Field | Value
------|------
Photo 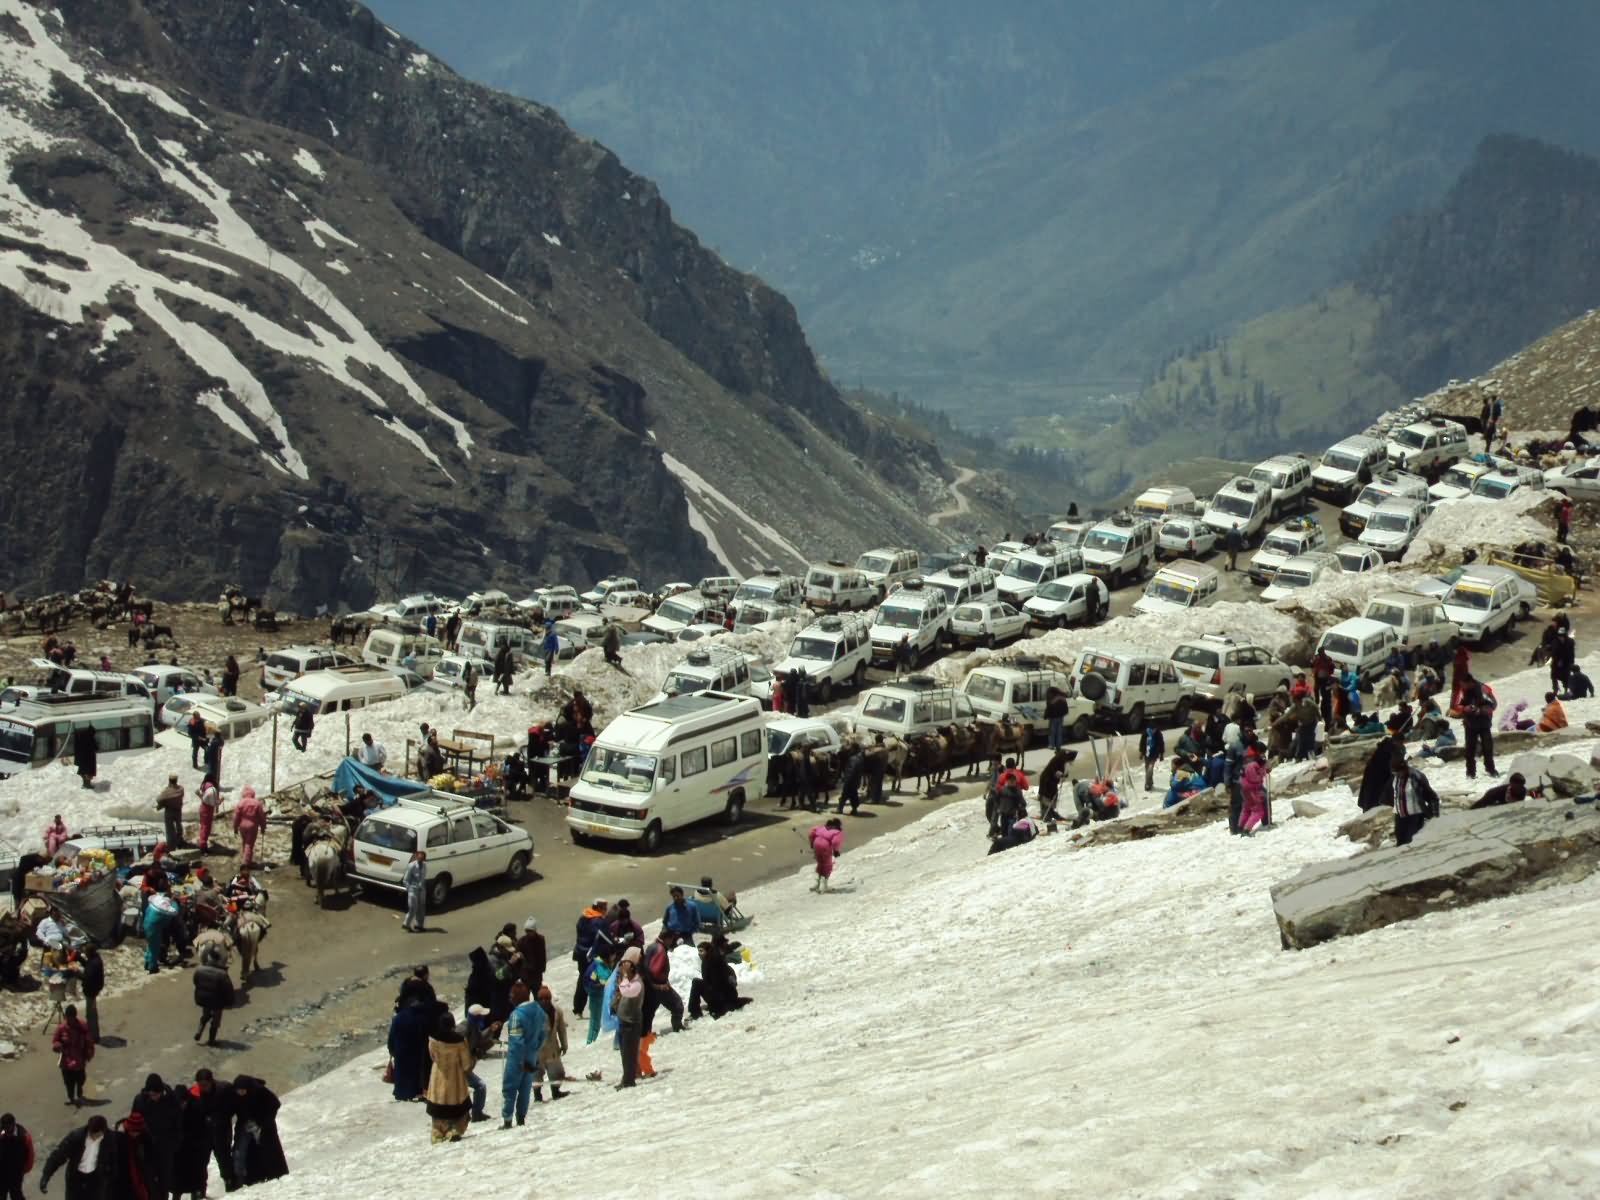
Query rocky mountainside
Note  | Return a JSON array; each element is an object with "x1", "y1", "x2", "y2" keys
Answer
[
  {"x1": 0, "y1": 0, "x2": 1001, "y2": 611},
  {"x1": 1069, "y1": 135, "x2": 1600, "y2": 498}
]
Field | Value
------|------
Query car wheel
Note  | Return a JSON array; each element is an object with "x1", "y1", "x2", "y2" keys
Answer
[
  {"x1": 1277, "y1": 678, "x2": 1291, "y2": 694},
  {"x1": 1056, "y1": 615, "x2": 1068, "y2": 630},
  {"x1": 1123, "y1": 702, "x2": 1145, "y2": 736},
  {"x1": 852, "y1": 663, "x2": 867, "y2": 689},
  {"x1": 639, "y1": 820, "x2": 664, "y2": 855},
  {"x1": 725, "y1": 793, "x2": 745, "y2": 825},
  {"x1": 1171, "y1": 699, "x2": 1189, "y2": 730},
  {"x1": 815, "y1": 678, "x2": 832, "y2": 705},
  {"x1": 1517, "y1": 601, "x2": 1533, "y2": 621},
  {"x1": 505, "y1": 851, "x2": 529, "y2": 883},
  {"x1": 981, "y1": 633, "x2": 994, "y2": 649},
  {"x1": 571, "y1": 831, "x2": 590, "y2": 848},
  {"x1": 427, "y1": 874, "x2": 452, "y2": 909},
  {"x1": 1070, "y1": 714, "x2": 1092, "y2": 742}
]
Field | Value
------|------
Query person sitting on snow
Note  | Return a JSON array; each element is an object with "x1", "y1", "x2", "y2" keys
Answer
[{"x1": 1071, "y1": 778, "x2": 1121, "y2": 827}]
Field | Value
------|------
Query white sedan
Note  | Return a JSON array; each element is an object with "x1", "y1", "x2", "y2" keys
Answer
[
  {"x1": 948, "y1": 601, "x2": 1028, "y2": 647},
  {"x1": 1545, "y1": 459, "x2": 1600, "y2": 499}
]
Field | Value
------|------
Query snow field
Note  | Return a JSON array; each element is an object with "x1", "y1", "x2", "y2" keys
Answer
[{"x1": 260, "y1": 774, "x2": 1600, "y2": 1198}]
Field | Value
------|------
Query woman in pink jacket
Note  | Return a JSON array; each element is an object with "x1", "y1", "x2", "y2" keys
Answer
[
  {"x1": 1239, "y1": 747, "x2": 1271, "y2": 835},
  {"x1": 44, "y1": 814, "x2": 70, "y2": 858},
  {"x1": 232, "y1": 786, "x2": 266, "y2": 866},
  {"x1": 808, "y1": 818, "x2": 844, "y2": 893}
]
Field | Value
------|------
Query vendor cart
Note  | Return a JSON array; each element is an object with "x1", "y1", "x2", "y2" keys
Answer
[{"x1": 26, "y1": 869, "x2": 125, "y2": 947}]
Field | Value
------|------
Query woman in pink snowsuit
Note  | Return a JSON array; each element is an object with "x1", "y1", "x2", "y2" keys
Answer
[
  {"x1": 232, "y1": 785, "x2": 266, "y2": 866},
  {"x1": 1239, "y1": 747, "x2": 1270, "y2": 835},
  {"x1": 809, "y1": 819, "x2": 844, "y2": 893},
  {"x1": 44, "y1": 814, "x2": 70, "y2": 857}
]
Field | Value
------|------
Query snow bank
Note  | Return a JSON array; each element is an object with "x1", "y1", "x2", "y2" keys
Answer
[
  {"x1": 262, "y1": 768, "x2": 1600, "y2": 1197},
  {"x1": 1404, "y1": 490, "x2": 1553, "y2": 567}
]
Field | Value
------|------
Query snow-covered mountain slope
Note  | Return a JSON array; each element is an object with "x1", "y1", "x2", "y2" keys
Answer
[
  {"x1": 258, "y1": 760, "x2": 1600, "y2": 1197},
  {"x1": 0, "y1": 0, "x2": 986, "y2": 608}
]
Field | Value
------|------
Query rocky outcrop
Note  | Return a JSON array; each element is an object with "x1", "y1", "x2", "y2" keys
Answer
[
  {"x1": 1271, "y1": 799, "x2": 1600, "y2": 950},
  {"x1": 1070, "y1": 785, "x2": 1229, "y2": 847}
]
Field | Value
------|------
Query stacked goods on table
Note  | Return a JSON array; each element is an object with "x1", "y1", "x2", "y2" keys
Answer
[{"x1": 25, "y1": 847, "x2": 117, "y2": 894}]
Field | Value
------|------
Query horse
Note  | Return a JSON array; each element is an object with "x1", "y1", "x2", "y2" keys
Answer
[
  {"x1": 194, "y1": 928, "x2": 232, "y2": 969},
  {"x1": 305, "y1": 824, "x2": 350, "y2": 908},
  {"x1": 231, "y1": 902, "x2": 270, "y2": 986}
]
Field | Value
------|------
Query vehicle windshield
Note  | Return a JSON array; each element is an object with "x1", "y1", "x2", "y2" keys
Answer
[
  {"x1": 1161, "y1": 522, "x2": 1193, "y2": 540},
  {"x1": 1083, "y1": 530, "x2": 1128, "y2": 553},
  {"x1": 861, "y1": 693, "x2": 907, "y2": 723},
  {"x1": 735, "y1": 606, "x2": 776, "y2": 628},
  {"x1": 876, "y1": 605, "x2": 921, "y2": 630},
  {"x1": 656, "y1": 601, "x2": 697, "y2": 625},
  {"x1": 1354, "y1": 486, "x2": 1392, "y2": 508},
  {"x1": 963, "y1": 674, "x2": 1008, "y2": 704},
  {"x1": 1337, "y1": 549, "x2": 1373, "y2": 572},
  {"x1": 1049, "y1": 526, "x2": 1086, "y2": 548},
  {"x1": 0, "y1": 718, "x2": 32, "y2": 762},
  {"x1": 1273, "y1": 570, "x2": 1312, "y2": 589},
  {"x1": 1473, "y1": 477, "x2": 1517, "y2": 499},
  {"x1": 734, "y1": 581, "x2": 777, "y2": 602},
  {"x1": 806, "y1": 572, "x2": 837, "y2": 591},
  {"x1": 1446, "y1": 584, "x2": 1493, "y2": 611},
  {"x1": 1322, "y1": 450, "x2": 1364, "y2": 472},
  {"x1": 1002, "y1": 559, "x2": 1045, "y2": 582},
  {"x1": 1394, "y1": 428, "x2": 1428, "y2": 450},
  {"x1": 789, "y1": 636, "x2": 836, "y2": 662},
  {"x1": 926, "y1": 581, "x2": 961, "y2": 604},
  {"x1": 662, "y1": 671, "x2": 710, "y2": 695},
  {"x1": 581, "y1": 746, "x2": 657, "y2": 793},
  {"x1": 356, "y1": 818, "x2": 416, "y2": 854},
  {"x1": 954, "y1": 606, "x2": 987, "y2": 623},
  {"x1": 1249, "y1": 467, "x2": 1285, "y2": 488},
  {"x1": 1171, "y1": 645, "x2": 1220, "y2": 670},
  {"x1": 1213, "y1": 494, "x2": 1256, "y2": 518},
  {"x1": 1036, "y1": 580, "x2": 1074, "y2": 602},
  {"x1": 1438, "y1": 467, "x2": 1479, "y2": 490},
  {"x1": 278, "y1": 689, "x2": 318, "y2": 713},
  {"x1": 1144, "y1": 579, "x2": 1196, "y2": 606},
  {"x1": 1366, "y1": 603, "x2": 1404, "y2": 627},
  {"x1": 857, "y1": 555, "x2": 893, "y2": 575},
  {"x1": 1369, "y1": 510, "x2": 1414, "y2": 532},
  {"x1": 1262, "y1": 535, "x2": 1300, "y2": 556},
  {"x1": 1319, "y1": 634, "x2": 1359, "y2": 658},
  {"x1": 458, "y1": 628, "x2": 488, "y2": 647},
  {"x1": 765, "y1": 730, "x2": 795, "y2": 756}
]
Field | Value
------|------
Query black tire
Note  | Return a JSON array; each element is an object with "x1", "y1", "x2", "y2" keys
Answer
[
  {"x1": 504, "y1": 851, "x2": 529, "y2": 883},
  {"x1": 725, "y1": 793, "x2": 745, "y2": 825},
  {"x1": 571, "y1": 831, "x2": 591, "y2": 848},
  {"x1": 1123, "y1": 702, "x2": 1145, "y2": 736},
  {"x1": 815, "y1": 678, "x2": 832, "y2": 705},
  {"x1": 639, "y1": 820, "x2": 664, "y2": 855},
  {"x1": 1171, "y1": 700, "x2": 1189, "y2": 730},
  {"x1": 981, "y1": 633, "x2": 995, "y2": 649},
  {"x1": 852, "y1": 663, "x2": 867, "y2": 689},
  {"x1": 427, "y1": 874, "x2": 452, "y2": 909},
  {"x1": 1070, "y1": 714, "x2": 1092, "y2": 742}
]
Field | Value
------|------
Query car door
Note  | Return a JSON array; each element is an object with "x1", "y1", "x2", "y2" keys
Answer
[
  {"x1": 438, "y1": 813, "x2": 480, "y2": 882},
  {"x1": 471, "y1": 811, "x2": 513, "y2": 879}
]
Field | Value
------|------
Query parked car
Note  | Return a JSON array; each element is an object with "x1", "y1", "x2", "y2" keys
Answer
[
  {"x1": 1386, "y1": 416, "x2": 1469, "y2": 472},
  {"x1": 1201, "y1": 476, "x2": 1271, "y2": 545},
  {"x1": 351, "y1": 795, "x2": 533, "y2": 907},
  {"x1": 1169, "y1": 634, "x2": 1293, "y2": 701},
  {"x1": 1357, "y1": 497, "x2": 1434, "y2": 560},
  {"x1": 947, "y1": 600, "x2": 1029, "y2": 648},
  {"x1": 1544, "y1": 458, "x2": 1600, "y2": 498},
  {"x1": 131, "y1": 665, "x2": 217, "y2": 711},
  {"x1": 1247, "y1": 454, "x2": 1314, "y2": 518},
  {"x1": 1072, "y1": 644, "x2": 1189, "y2": 733},
  {"x1": 1260, "y1": 552, "x2": 1338, "y2": 601},
  {"x1": 1247, "y1": 518, "x2": 1328, "y2": 586},
  {"x1": 1311, "y1": 435, "x2": 1386, "y2": 504},
  {"x1": 1021, "y1": 574, "x2": 1108, "y2": 628},
  {"x1": 1156, "y1": 517, "x2": 1217, "y2": 561},
  {"x1": 1440, "y1": 565, "x2": 1538, "y2": 644},
  {"x1": 1132, "y1": 560, "x2": 1221, "y2": 616},
  {"x1": 1335, "y1": 545, "x2": 1385, "y2": 574}
]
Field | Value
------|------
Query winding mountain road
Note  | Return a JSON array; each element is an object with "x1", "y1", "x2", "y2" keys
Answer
[{"x1": 930, "y1": 465, "x2": 976, "y2": 527}]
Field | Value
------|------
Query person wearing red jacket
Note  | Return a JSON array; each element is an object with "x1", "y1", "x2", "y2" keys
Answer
[
  {"x1": 232, "y1": 786, "x2": 265, "y2": 867},
  {"x1": 52, "y1": 1005, "x2": 94, "y2": 1106},
  {"x1": 0, "y1": 1112, "x2": 35, "y2": 1199},
  {"x1": 640, "y1": 931, "x2": 685, "y2": 1034}
]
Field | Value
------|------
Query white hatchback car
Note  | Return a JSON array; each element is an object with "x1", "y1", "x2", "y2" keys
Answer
[
  {"x1": 350, "y1": 795, "x2": 534, "y2": 909},
  {"x1": 1544, "y1": 459, "x2": 1600, "y2": 498},
  {"x1": 1156, "y1": 517, "x2": 1217, "y2": 561},
  {"x1": 948, "y1": 601, "x2": 1029, "y2": 648}
]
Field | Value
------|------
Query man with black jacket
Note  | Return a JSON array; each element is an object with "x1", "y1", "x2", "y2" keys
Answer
[
  {"x1": 132, "y1": 1075, "x2": 183, "y2": 1200},
  {"x1": 193, "y1": 959, "x2": 236, "y2": 1046},
  {"x1": 80, "y1": 947, "x2": 104, "y2": 1045},
  {"x1": 0, "y1": 1113, "x2": 35, "y2": 1200},
  {"x1": 182, "y1": 1071, "x2": 235, "y2": 1196},
  {"x1": 229, "y1": 1077, "x2": 286, "y2": 1188},
  {"x1": 39, "y1": 1115, "x2": 120, "y2": 1199},
  {"x1": 1458, "y1": 674, "x2": 1499, "y2": 780},
  {"x1": 688, "y1": 939, "x2": 750, "y2": 1021}
]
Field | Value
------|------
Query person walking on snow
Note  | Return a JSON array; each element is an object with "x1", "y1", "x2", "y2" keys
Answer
[
  {"x1": 1141, "y1": 722, "x2": 1165, "y2": 792},
  {"x1": 291, "y1": 704, "x2": 314, "y2": 752},
  {"x1": 1238, "y1": 746, "x2": 1270, "y2": 835},
  {"x1": 1389, "y1": 743, "x2": 1440, "y2": 845},
  {"x1": 204, "y1": 730, "x2": 225, "y2": 788},
  {"x1": 809, "y1": 818, "x2": 844, "y2": 892},
  {"x1": 534, "y1": 987, "x2": 569, "y2": 1102},
  {"x1": 232, "y1": 786, "x2": 265, "y2": 867},
  {"x1": 500, "y1": 983, "x2": 548, "y2": 1128},
  {"x1": 156, "y1": 774, "x2": 186, "y2": 849},
  {"x1": 541, "y1": 623, "x2": 559, "y2": 677},
  {"x1": 195, "y1": 776, "x2": 220, "y2": 854},
  {"x1": 602, "y1": 623, "x2": 623, "y2": 669}
]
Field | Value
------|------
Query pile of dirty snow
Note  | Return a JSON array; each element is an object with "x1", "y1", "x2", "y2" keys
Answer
[{"x1": 1403, "y1": 490, "x2": 1554, "y2": 566}]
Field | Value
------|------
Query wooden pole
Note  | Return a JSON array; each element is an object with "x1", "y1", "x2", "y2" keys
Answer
[
  {"x1": 345, "y1": 710, "x2": 351, "y2": 757},
  {"x1": 270, "y1": 710, "x2": 278, "y2": 794}
]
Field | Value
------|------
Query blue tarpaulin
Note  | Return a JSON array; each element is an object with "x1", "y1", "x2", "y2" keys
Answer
[{"x1": 331, "y1": 756, "x2": 430, "y2": 807}]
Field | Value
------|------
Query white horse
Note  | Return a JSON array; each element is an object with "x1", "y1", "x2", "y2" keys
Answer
[{"x1": 306, "y1": 825, "x2": 349, "y2": 909}]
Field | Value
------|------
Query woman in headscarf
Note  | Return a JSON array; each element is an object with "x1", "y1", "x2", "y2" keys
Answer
[
  {"x1": 425, "y1": 1010, "x2": 475, "y2": 1143},
  {"x1": 610, "y1": 951, "x2": 645, "y2": 1089}
]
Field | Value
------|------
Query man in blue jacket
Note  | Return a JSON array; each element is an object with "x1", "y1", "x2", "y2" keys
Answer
[
  {"x1": 1141, "y1": 722, "x2": 1166, "y2": 792},
  {"x1": 500, "y1": 989, "x2": 548, "y2": 1128},
  {"x1": 662, "y1": 886, "x2": 699, "y2": 947}
]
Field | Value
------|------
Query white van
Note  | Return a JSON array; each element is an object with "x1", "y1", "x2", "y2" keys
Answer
[
  {"x1": 1339, "y1": 472, "x2": 1429, "y2": 537},
  {"x1": 654, "y1": 646, "x2": 758, "y2": 703},
  {"x1": 457, "y1": 620, "x2": 533, "y2": 666},
  {"x1": 1387, "y1": 417, "x2": 1469, "y2": 472},
  {"x1": 350, "y1": 794, "x2": 533, "y2": 908},
  {"x1": 772, "y1": 613, "x2": 873, "y2": 700},
  {"x1": 131, "y1": 664, "x2": 216, "y2": 708},
  {"x1": 984, "y1": 541, "x2": 1031, "y2": 576},
  {"x1": 962, "y1": 658, "x2": 1088, "y2": 735},
  {"x1": 1046, "y1": 520, "x2": 1092, "y2": 550},
  {"x1": 459, "y1": 590, "x2": 512, "y2": 616},
  {"x1": 1315, "y1": 617, "x2": 1400, "y2": 685},
  {"x1": 1441, "y1": 565, "x2": 1536, "y2": 644},
  {"x1": 275, "y1": 664, "x2": 407, "y2": 714},
  {"x1": 731, "y1": 570, "x2": 804, "y2": 615},
  {"x1": 154, "y1": 696, "x2": 272, "y2": 745},
  {"x1": 1335, "y1": 545, "x2": 1385, "y2": 575},
  {"x1": 694, "y1": 576, "x2": 742, "y2": 604},
  {"x1": 361, "y1": 628, "x2": 446, "y2": 677},
  {"x1": 868, "y1": 581, "x2": 951, "y2": 665},
  {"x1": 372, "y1": 593, "x2": 455, "y2": 624},
  {"x1": 643, "y1": 591, "x2": 727, "y2": 639},
  {"x1": 0, "y1": 694, "x2": 156, "y2": 778},
  {"x1": 1247, "y1": 517, "x2": 1329, "y2": 585},
  {"x1": 565, "y1": 692, "x2": 766, "y2": 852},
  {"x1": 803, "y1": 561, "x2": 878, "y2": 612},
  {"x1": 29, "y1": 662, "x2": 154, "y2": 708},
  {"x1": 1260, "y1": 551, "x2": 1338, "y2": 601},
  {"x1": 1072, "y1": 644, "x2": 1189, "y2": 733},
  {"x1": 1248, "y1": 454, "x2": 1314, "y2": 518},
  {"x1": 1131, "y1": 485, "x2": 1199, "y2": 522},
  {"x1": 855, "y1": 548, "x2": 921, "y2": 597},
  {"x1": 1080, "y1": 515, "x2": 1157, "y2": 588},
  {"x1": 579, "y1": 576, "x2": 640, "y2": 607},
  {"x1": 1358, "y1": 497, "x2": 1434, "y2": 560},
  {"x1": 1201, "y1": 477, "x2": 1272, "y2": 544},
  {"x1": 1021, "y1": 573, "x2": 1108, "y2": 628},
  {"x1": 432, "y1": 653, "x2": 495, "y2": 690},
  {"x1": 852, "y1": 676, "x2": 979, "y2": 740},
  {"x1": 1132, "y1": 560, "x2": 1221, "y2": 616},
  {"x1": 921, "y1": 562, "x2": 998, "y2": 610},
  {"x1": 1361, "y1": 592, "x2": 1461, "y2": 650},
  {"x1": 995, "y1": 543, "x2": 1086, "y2": 604},
  {"x1": 1312, "y1": 435, "x2": 1387, "y2": 504},
  {"x1": 261, "y1": 645, "x2": 357, "y2": 691}
]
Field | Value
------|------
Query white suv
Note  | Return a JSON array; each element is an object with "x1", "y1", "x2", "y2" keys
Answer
[
  {"x1": 995, "y1": 543, "x2": 1085, "y2": 604},
  {"x1": 855, "y1": 548, "x2": 921, "y2": 597},
  {"x1": 1080, "y1": 515, "x2": 1157, "y2": 588},
  {"x1": 771, "y1": 613, "x2": 873, "y2": 701},
  {"x1": 1358, "y1": 497, "x2": 1433, "y2": 560},
  {"x1": 1247, "y1": 454, "x2": 1314, "y2": 519},
  {"x1": 802, "y1": 562, "x2": 878, "y2": 612},
  {"x1": 868, "y1": 581, "x2": 951, "y2": 665},
  {"x1": 1428, "y1": 459, "x2": 1495, "y2": 503},
  {"x1": 921, "y1": 563, "x2": 998, "y2": 609},
  {"x1": 350, "y1": 795, "x2": 533, "y2": 909},
  {"x1": 1311, "y1": 435, "x2": 1387, "y2": 504},
  {"x1": 1441, "y1": 565, "x2": 1536, "y2": 645},
  {"x1": 1470, "y1": 465, "x2": 1545, "y2": 502},
  {"x1": 1386, "y1": 417, "x2": 1469, "y2": 472},
  {"x1": 1073, "y1": 644, "x2": 1189, "y2": 733},
  {"x1": 1202, "y1": 477, "x2": 1272, "y2": 545},
  {"x1": 1545, "y1": 459, "x2": 1600, "y2": 498},
  {"x1": 731, "y1": 571, "x2": 805, "y2": 615},
  {"x1": 1247, "y1": 518, "x2": 1329, "y2": 586},
  {"x1": 1339, "y1": 472, "x2": 1428, "y2": 537},
  {"x1": 1156, "y1": 517, "x2": 1217, "y2": 562},
  {"x1": 579, "y1": 576, "x2": 640, "y2": 607},
  {"x1": 1169, "y1": 634, "x2": 1294, "y2": 701},
  {"x1": 260, "y1": 645, "x2": 356, "y2": 691}
]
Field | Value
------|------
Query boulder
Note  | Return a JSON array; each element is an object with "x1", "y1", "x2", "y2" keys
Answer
[
  {"x1": 1291, "y1": 798, "x2": 1329, "y2": 819},
  {"x1": 1505, "y1": 751, "x2": 1600, "y2": 799},
  {"x1": 1325, "y1": 734, "x2": 1382, "y2": 781},
  {"x1": 1337, "y1": 807, "x2": 1394, "y2": 848},
  {"x1": 1271, "y1": 798, "x2": 1600, "y2": 950}
]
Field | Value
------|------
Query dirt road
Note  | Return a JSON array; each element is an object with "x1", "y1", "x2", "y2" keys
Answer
[
  {"x1": 930, "y1": 466, "x2": 976, "y2": 527},
  {"x1": 10, "y1": 776, "x2": 988, "y2": 1148}
]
